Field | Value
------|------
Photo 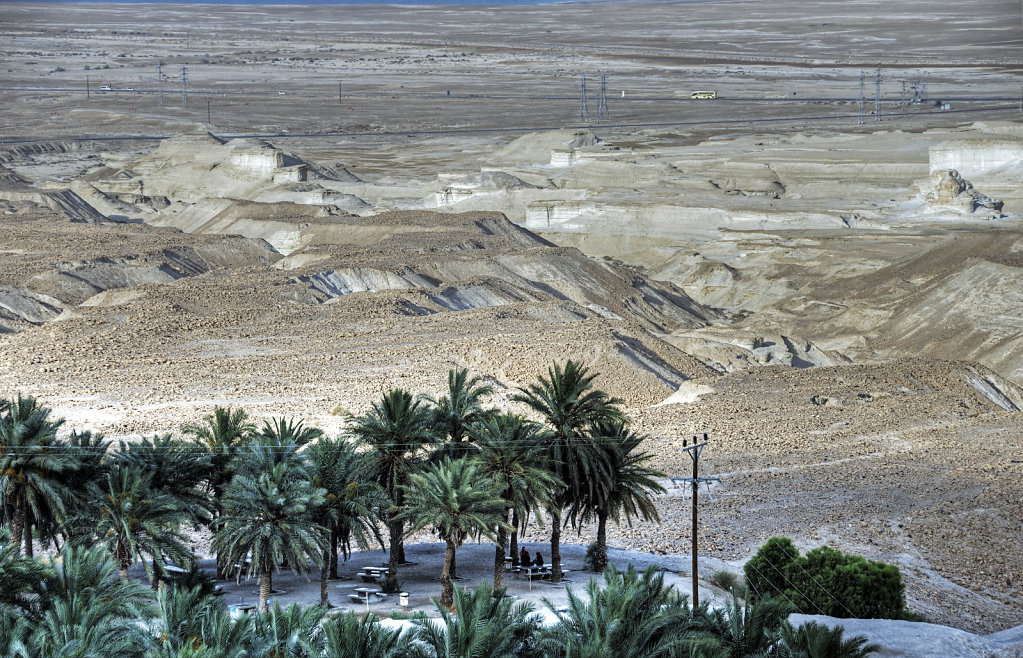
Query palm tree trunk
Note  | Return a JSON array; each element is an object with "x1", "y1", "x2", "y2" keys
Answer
[
  {"x1": 152, "y1": 557, "x2": 161, "y2": 590},
  {"x1": 440, "y1": 540, "x2": 455, "y2": 609},
  {"x1": 384, "y1": 514, "x2": 401, "y2": 593},
  {"x1": 509, "y1": 509, "x2": 519, "y2": 564},
  {"x1": 320, "y1": 548, "x2": 329, "y2": 605},
  {"x1": 10, "y1": 496, "x2": 26, "y2": 555},
  {"x1": 550, "y1": 507, "x2": 562, "y2": 583},
  {"x1": 450, "y1": 546, "x2": 456, "y2": 580},
  {"x1": 259, "y1": 570, "x2": 272, "y2": 613},
  {"x1": 493, "y1": 522, "x2": 508, "y2": 589},
  {"x1": 595, "y1": 511, "x2": 609, "y2": 572},
  {"x1": 329, "y1": 525, "x2": 339, "y2": 579},
  {"x1": 23, "y1": 516, "x2": 33, "y2": 558}
]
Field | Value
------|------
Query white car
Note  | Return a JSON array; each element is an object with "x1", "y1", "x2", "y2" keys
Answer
[{"x1": 99, "y1": 85, "x2": 111, "y2": 91}]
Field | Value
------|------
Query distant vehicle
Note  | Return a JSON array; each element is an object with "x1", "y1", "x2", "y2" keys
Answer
[
  {"x1": 277, "y1": 91, "x2": 286, "y2": 95},
  {"x1": 691, "y1": 90, "x2": 717, "y2": 99},
  {"x1": 124, "y1": 87, "x2": 134, "y2": 92},
  {"x1": 99, "y1": 85, "x2": 112, "y2": 91}
]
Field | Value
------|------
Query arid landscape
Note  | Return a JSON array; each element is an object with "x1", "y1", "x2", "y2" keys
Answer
[{"x1": 2, "y1": 0, "x2": 1022, "y2": 639}]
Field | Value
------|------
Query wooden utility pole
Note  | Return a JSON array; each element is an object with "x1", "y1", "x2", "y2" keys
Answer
[{"x1": 670, "y1": 433, "x2": 719, "y2": 608}]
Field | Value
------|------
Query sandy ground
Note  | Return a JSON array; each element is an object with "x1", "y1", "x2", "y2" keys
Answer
[{"x1": 2, "y1": 0, "x2": 1023, "y2": 637}]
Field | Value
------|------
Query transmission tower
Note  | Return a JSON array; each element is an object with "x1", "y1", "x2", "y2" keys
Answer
[
  {"x1": 670, "y1": 433, "x2": 720, "y2": 609},
  {"x1": 596, "y1": 70, "x2": 610, "y2": 123},
  {"x1": 181, "y1": 65, "x2": 188, "y2": 109},
  {"x1": 875, "y1": 67, "x2": 881, "y2": 122},
  {"x1": 578, "y1": 73, "x2": 589, "y2": 122},
  {"x1": 157, "y1": 60, "x2": 164, "y2": 108},
  {"x1": 857, "y1": 70, "x2": 865, "y2": 125}
]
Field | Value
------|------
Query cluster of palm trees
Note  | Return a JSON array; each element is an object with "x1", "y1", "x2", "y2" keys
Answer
[
  {"x1": 0, "y1": 361, "x2": 664, "y2": 608},
  {"x1": 0, "y1": 361, "x2": 878, "y2": 657}
]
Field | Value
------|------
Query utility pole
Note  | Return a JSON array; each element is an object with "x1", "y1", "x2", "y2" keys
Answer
[
  {"x1": 181, "y1": 65, "x2": 187, "y2": 109},
  {"x1": 206, "y1": 98, "x2": 211, "y2": 125},
  {"x1": 339, "y1": 81, "x2": 342, "y2": 104},
  {"x1": 578, "y1": 73, "x2": 589, "y2": 122},
  {"x1": 86, "y1": 75, "x2": 90, "y2": 100},
  {"x1": 157, "y1": 60, "x2": 163, "y2": 108},
  {"x1": 670, "y1": 434, "x2": 720, "y2": 609}
]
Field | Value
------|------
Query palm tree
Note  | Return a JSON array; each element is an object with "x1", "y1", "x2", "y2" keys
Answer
[
  {"x1": 251, "y1": 601, "x2": 327, "y2": 658},
  {"x1": 774, "y1": 620, "x2": 880, "y2": 658},
  {"x1": 570, "y1": 421, "x2": 665, "y2": 573},
  {"x1": 83, "y1": 462, "x2": 193, "y2": 580},
  {"x1": 412, "y1": 580, "x2": 541, "y2": 658},
  {"x1": 307, "y1": 438, "x2": 386, "y2": 604},
  {"x1": 0, "y1": 395, "x2": 75, "y2": 556},
  {"x1": 212, "y1": 460, "x2": 329, "y2": 613},
  {"x1": 116, "y1": 434, "x2": 213, "y2": 524},
  {"x1": 695, "y1": 593, "x2": 793, "y2": 658},
  {"x1": 427, "y1": 367, "x2": 495, "y2": 459},
  {"x1": 153, "y1": 584, "x2": 258, "y2": 658},
  {"x1": 182, "y1": 405, "x2": 256, "y2": 500},
  {"x1": 511, "y1": 360, "x2": 625, "y2": 582},
  {"x1": 32, "y1": 543, "x2": 156, "y2": 658},
  {"x1": 397, "y1": 457, "x2": 508, "y2": 609},
  {"x1": 538, "y1": 565, "x2": 709, "y2": 658},
  {"x1": 321, "y1": 612, "x2": 415, "y2": 658},
  {"x1": 0, "y1": 527, "x2": 55, "y2": 625},
  {"x1": 350, "y1": 389, "x2": 438, "y2": 593},
  {"x1": 469, "y1": 412, "x2": 561, "y2": 588}
]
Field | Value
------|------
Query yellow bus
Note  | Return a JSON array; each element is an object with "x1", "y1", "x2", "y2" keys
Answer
[{"x1": 691, "y1": 90, "x2": 717, "y2": 99}]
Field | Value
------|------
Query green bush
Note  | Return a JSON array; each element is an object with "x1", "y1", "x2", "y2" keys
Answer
[
  {"x1": 786, "y1": 545, "x2": 905, "y2": 619},
  {"x1": 744, "y1": 536, "x2": 799, "y2": 600},
  {"x1": 745, "y1": 537, "x2": 908, "y2": 619},
  {"x1": 710, "y1": 570, "x2": 746, "y2": 598}
]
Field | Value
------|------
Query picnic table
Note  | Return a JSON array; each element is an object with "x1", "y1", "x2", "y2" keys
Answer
[{"x1": 352, "y1": 586, "x2": 381, "y2": 612}]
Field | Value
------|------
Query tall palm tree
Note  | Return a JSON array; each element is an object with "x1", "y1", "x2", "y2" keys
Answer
[
  {"x1": 511, "y1": 360, "x2": 624, "y2": 582},
  {"x1": 397, "y1": 457, "x2": 508, "y2": 609},
  {"x1": 114, "y1": 434, "x2": 214, "y2": 529},
  {"x1": 153, "y1": 584, "x2": 258, "y2": 658},
  {"x1": 538, "y1": 565, "x2": 710, "y2": 658},
  {"x1": 182, "y1": 406, "x2": 256, "y2": 501},
  {"x1": 412, "y1": 580, "x2": 541, "y2": 658},
  {"x1": 321, "y1": 612, "x2": 415, "y2": 658},
  {"x1": 307, "y1": 438, "x2": 386, "y2": 604},
  {"x1": 350, "y1": 389, "x2": 437, "y2": 593},
  {"x1": 469, "y1": 412, "x2": 561, "y2": 588},
  {"x1": 0, "y1": 395, "x2": 74, "y2": 556},
  {"x1": 83, "y1": 462, "x2": 193, "y2": 580},
  {"x1": 427, "y1": 367, "x2": 495, "y2": 459},
  {"x1": 212, "y1": 460, "x2": 329, "y2": 613},
  {"x1": 570, "y1": 421, "x2": 665, "y2": 573}
]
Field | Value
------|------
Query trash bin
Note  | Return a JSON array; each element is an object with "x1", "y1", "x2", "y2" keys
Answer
[{"x1": 399, "y1": 592, "x2": 409, "y2": 607}]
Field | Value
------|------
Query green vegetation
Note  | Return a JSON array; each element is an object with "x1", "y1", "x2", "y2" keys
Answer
[
  {"x1": 0, "y1": 370, "x2": 884, "y2": 657},
  {"x1": 745, "y1": 537, "x2": 909, "y2": 620}
]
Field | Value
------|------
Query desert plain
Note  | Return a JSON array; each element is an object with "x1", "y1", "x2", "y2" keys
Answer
[{"x1": 1, "y1": 0, "x2": 1022, "y2": 636}]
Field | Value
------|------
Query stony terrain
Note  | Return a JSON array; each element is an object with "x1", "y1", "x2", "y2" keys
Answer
[{"x1": 1, "y1": 0, "x2": 1022, "y2": 638}]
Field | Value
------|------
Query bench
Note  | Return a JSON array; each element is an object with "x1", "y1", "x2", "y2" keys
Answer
[{"x1": 358, "y1": 572, "x2": 380, "y2": 584}]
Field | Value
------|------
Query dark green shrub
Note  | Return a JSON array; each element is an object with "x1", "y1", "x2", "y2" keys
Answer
[
  {"x1": 744, "y1": 536, "x2": 799, "y2": 600},
  {"x1": 786, "y1": 545, "x2": 905, "y2": 619}
]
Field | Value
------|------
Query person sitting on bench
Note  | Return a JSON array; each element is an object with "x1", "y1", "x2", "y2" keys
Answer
[
  {"x1": 519, "y1": 546, "x2": 531, "y2": 566},
  {"x1": 533, "y1": 552, "x2": 544, "y2": 569}
]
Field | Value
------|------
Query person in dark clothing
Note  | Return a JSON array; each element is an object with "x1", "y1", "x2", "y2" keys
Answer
[
  {"x1": 534, "y1": 552, "x2": 544, "y2": 569},
  {"x1": 519, "y1": 546, "x2": 530, "y2": 567}
]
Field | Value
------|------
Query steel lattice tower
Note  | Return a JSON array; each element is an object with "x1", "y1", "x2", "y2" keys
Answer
[
  {"x1": 578, "y1": 73, "x2": 589, "y2": 121},
  {"x1": 875, "y1": 67, "x2": 881, "y2": 121},
  {"x1": 858, "y1": 70, "x2": 865, "y2": 125},
  {"x1": 596, "y1": 71, "x2": 610, "y2": 123}
]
